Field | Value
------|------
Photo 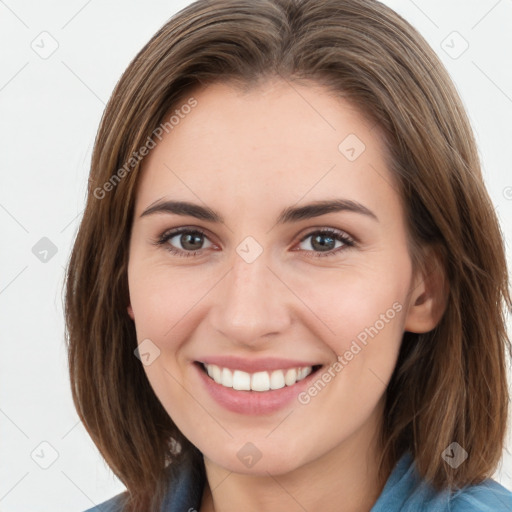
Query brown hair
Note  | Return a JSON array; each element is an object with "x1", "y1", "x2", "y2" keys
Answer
[{"x1": 64, "y1": 0, "x2": 511, "y2": 509}]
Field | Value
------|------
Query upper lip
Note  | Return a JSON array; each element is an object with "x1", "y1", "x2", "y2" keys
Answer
[{"x1": 197, "y1": 356, "x2": 322, "y2": 373}]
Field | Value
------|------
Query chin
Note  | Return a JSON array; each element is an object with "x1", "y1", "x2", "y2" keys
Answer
[{"x1": 201, "y1": 438, "x2": 310, "y2": 476}]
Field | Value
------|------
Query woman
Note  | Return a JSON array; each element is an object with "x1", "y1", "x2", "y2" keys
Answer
[{"x1": 65, "y1": 0, "x2": 512, "y2": 510}]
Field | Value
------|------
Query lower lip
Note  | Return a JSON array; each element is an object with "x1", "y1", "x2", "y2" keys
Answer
[{"x1": 194, "y1": 362, "x2": 321, "y2": 415}]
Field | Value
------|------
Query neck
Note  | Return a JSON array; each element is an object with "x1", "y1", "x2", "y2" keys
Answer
[{"x1": 200, "y1": 400, "x2": 390, "y2": 512}]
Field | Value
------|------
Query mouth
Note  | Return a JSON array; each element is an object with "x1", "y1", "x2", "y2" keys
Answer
[{"x1": 195, "y1": 361, "x2": 323, "y2": 392}]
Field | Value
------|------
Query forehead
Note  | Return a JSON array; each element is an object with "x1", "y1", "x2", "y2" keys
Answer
[{"x1": 134, "y1": 80, "x2": 401, "y2": 221}]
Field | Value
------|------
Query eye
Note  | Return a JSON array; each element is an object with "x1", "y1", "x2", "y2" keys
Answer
[
  {"x1": 155, "y1": 228, "x2": 214, "y2": 257},
  {"x1": 296, "y1": 228, "x2": 354, "y2": 257},
  {"x1": 154, "y1": 227, "x2": 355, "y2": 258}
]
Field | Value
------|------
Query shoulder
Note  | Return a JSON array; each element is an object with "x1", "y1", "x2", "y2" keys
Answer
[
  {"x1": 371, "y1": 451, "x2": 512, "y2": 512},
  {"x1": 82, "y1": 491, "x2": 127, "y2": 512},
  {"x1": 81, "y1": 455, "x2": 205, "y2": 512},
  {"x1": 450, "y1": 478, "x2": 512, "y2": 511}
]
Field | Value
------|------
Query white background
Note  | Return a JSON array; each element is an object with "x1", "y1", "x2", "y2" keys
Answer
[{"x1": 0, "y1": 0, "x2": 511, "y2": 510}]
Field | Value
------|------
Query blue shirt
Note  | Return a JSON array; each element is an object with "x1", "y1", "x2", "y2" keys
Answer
[{"x1": 85, "y1": 451, "x2": 512, "y2": 511}]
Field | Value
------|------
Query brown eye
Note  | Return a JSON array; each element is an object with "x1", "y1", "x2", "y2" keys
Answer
[
  {"x1": 157, "y1": 228, "x2": 213, "y2": 257},
  {"x1": 297, "y1": 229, "x2": 354, "y2": 257},
  {"x1": 174, "y1": 232, "x2": 206, "y2": 250}
]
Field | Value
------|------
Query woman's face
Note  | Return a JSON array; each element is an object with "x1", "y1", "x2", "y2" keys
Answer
[{"x1": 127, "y1": 80, "x2": 426, "y2": 475}]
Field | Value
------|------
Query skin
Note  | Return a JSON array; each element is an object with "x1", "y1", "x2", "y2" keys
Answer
[{"x1": 127, "y1": 79, "x2": 445, "y2": 512}]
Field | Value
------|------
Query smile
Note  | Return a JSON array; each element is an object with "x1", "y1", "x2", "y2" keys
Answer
[
  {"x1": 201, "y1": 363, "x2": 317, "y2": 392},
  {"x1": 195, "y1": 358, "x2": 324, "y2": 414}
]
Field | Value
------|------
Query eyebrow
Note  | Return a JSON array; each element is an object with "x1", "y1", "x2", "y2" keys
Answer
[{"x1": 140, "y1": 198, "x2": 378, "y2": 224}]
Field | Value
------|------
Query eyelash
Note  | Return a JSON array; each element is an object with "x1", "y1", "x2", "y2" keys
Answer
[{"x1": 153, "y1": 227, "x2": 355, "y2": 258}]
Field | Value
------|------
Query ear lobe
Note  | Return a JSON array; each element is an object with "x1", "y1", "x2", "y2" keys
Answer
[
  {"x1": 404, "y1": 249, "x2": 448, "y2": 333},
  {"x1": 127, "y1": 304, "x2": 135, "y2": 321}
]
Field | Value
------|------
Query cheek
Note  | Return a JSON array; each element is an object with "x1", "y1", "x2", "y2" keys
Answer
[
  {"x1": 291, "y1": 265, "x2": 408, "y2": 351},
  {"x1": 127, "y1": 262, "x2": 196, "y2": 421},
  {"x1": 128, "y1": 258, "x2": 211, "y2": 337},
  {"x1": 294, "y1": 276, "x2": 406, "y2": 439},
  {"x1": 286, "y1": 261, "x2": 410, "y2": 411},
  {"x1": 127, "y1": 261, "x2": 213, "y2": 402}
]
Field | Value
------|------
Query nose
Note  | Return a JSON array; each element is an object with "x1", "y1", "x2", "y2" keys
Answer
[{"x1": 209, "y1": 253, "x2": 293, "y2": 349}]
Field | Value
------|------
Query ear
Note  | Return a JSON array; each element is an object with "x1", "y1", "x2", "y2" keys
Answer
[
  {"x1": 127, "y1": 304, "x2": 135, "y2": 321},
  {"x1": 404, "y1": 247, "x2": 448, "y2": 333}
]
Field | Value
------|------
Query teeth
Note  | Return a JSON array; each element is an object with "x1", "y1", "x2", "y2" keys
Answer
[
  {"x1": 203, "y1": 364, "x2": 314, "y2": 392},
  {"x1": 251, "y1": 371, "x2": 270, "y2": 392},
  {"x1": 269, "y1": 369, "x2": 285, "y2": 390},
  {"x1": 211, "y1": 365, "x2": 222, "y2": 384},
  {"x1": 221, "y1": 367, "x2": 233, "y2": 387},
  {"x1": 284, "y1": 368, "x2": 297, "y2": 386},
  {"x1": 298, "y1": 367, "x2": 313, "y2": 380},
  {"x1": 232, "y1": 370, "x2": 251, "y2": 391}
]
